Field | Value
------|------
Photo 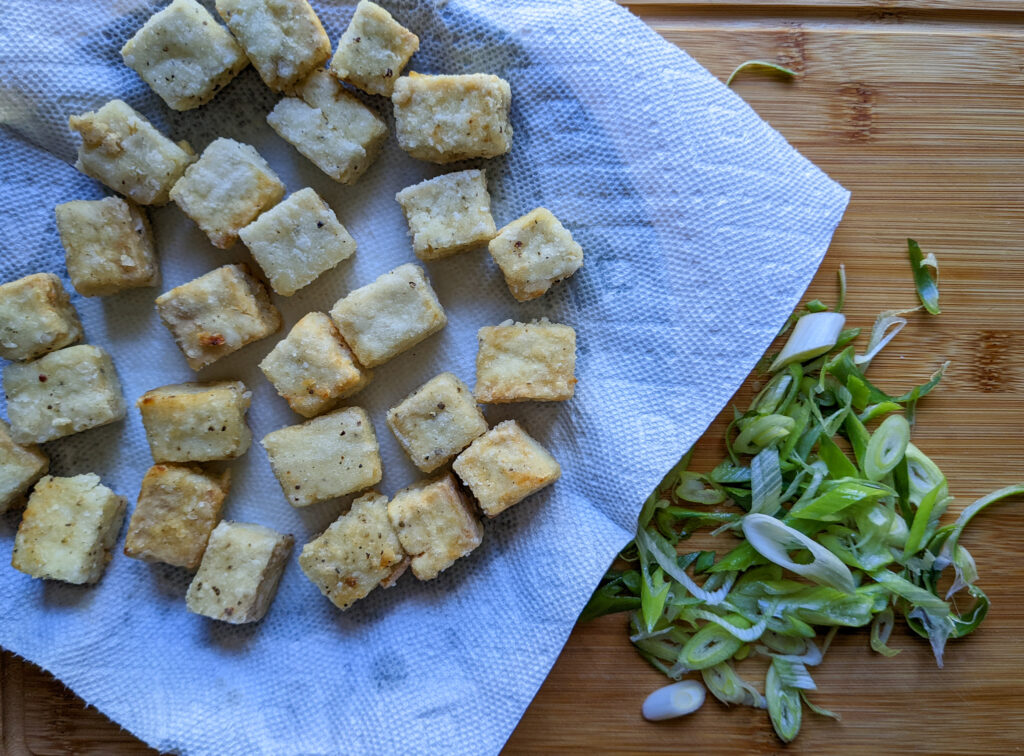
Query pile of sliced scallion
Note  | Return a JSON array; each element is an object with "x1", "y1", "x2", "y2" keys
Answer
[{"x1": 584, "y1": 241, "x2": 1023, "y2": 742}]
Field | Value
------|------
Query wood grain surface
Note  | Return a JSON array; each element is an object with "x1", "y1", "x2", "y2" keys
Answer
[{"x1": 4, "y1": 2, "x2": 1024, "y2": 753}]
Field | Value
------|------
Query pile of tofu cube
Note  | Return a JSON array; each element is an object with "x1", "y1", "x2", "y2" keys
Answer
[{"x1": 0, "y1": 0, "x2": 585, "y2": 622}]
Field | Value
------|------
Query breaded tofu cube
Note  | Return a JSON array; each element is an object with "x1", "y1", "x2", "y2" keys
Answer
[
  {"x1": 3, "y1": 346, "x2": 125, "y2": 445},
  {"x1": 155, "y1": 264, "x2": 281, "y2": 370},
  {"x1": 215, "y1": 0, "x2": 331, "y2": 92},
  {"x1": 453, "y1": 420, "x2": 560, "y2": 517},
  {"x1": 329, "y1": 263, "x2": 446, "y2": 368},
  {"x1": 387, "y1": 473, "x2": 482, "y2": 581},
  {"x1": 121, "y1": 0, "x2": 248, "y2": 111},
  {"x1": 395, "y1": 169, "x2": 496, "y2": 260},
  {"x1": 267, "y1": 70, "x2": 387, "y2": 184},
  {"x1": 329, "y1": 0, "x2": 419, "y2": 97},
  {"x1": 185, "y1": 521, "x2": 293, "y2": 623},
  {"x1": 0, "y1": 420, "x2": 48, "y2": 513},
  {"x1": 0, "y1": 273, "x2": 83, "y2": 362},
  {"x1": 170, "y1": 138, "x2": 285, "y2": 249},
  {"x1": 239, "y1": 188, "x2": 356, "y2": 296},
  {"x1": 392, "y1": 73, "x2": 512, "y2": 163},
  {"x1": 475, "y1": 319, "x2": 577, "y2": 403},
  {"x1": 68, "y1": 100, "x2": 196, "y2": 206},
  {"x1": 137, "y1": 381, "x2": 252, "y2": 462},
  {"x1": 299, "y1": 490, "x2": 407, "y2": 610},
  {"x1": 262, "y1": 406, "x2": 381, "y2": 507},
  {"x1": 259, "y1": 312, "x2": 371, "y2": 418},
  {"x1": 11, "y1": 474, "x2": 126, "y2": 585},
  {"x1": 55, "y1": 198, "x2": 160, "y2": 297},
  {"x1": 488, "y1": 208, "x2": 583, "y2": 302},
  {"x1": 386, "y1": 372, "x2": 487, "y2": 473},
  {"x1": 124, "y1": 463, "x2": 230, "y2": 569}
]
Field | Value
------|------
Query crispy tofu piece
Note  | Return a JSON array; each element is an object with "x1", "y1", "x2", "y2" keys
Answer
[
  {"x1": 395, "y1": 169, "x2": 496, "y2": 260},
  {"x1": 262, "y1": 406, "x2": 381, "y2": 507},
  {"x1": 3, "y1": 346, "x2": 125, "y2": 445},
  {"x1": 329, "y1": 263, "x2": 446, "y2": 368},
  {"x1": 124, "y1": 463, "x2": 230, "y2": 569},
  {"x1": 215, "y1": 0, "x2": 331, "y2": 92},
  {"x1": 299, "y1": 490, "x2": 407, "y2": 610},
  {"x1": 386, "y1": 372, "x2": 487, "y2": 473},
  {"x1": 121, "y1": 0, "x2": 248, "y2": 111},
  {"x1": 488, "y1": 208, "x2": 583, "y2": 302},
  {"x1": 266, "y1": 70, "x2": 387, "y2": 184},
  {"x1": 329, "y1": 0, "x2": 419, "y2": 97},
  {"x1": 239, "y1": 188, "x2": 356, "y2": 296},
  {"x1": 0, "y1": 420, "x2": 48, "y2": 513},
  {"x1": 11, "y1": 474, "x2": 126, "y2": 585},
  {"x1": 170, "y1": 138, "x2": 285, "y2": 249},
  {"x1": 155, "y1": 264, "x2": 281, "y2": 370},
  {"x1": 68, "y1": 100, "x2": 196, "y2": 206},
  {"x1": 137, "y1": 381, "x2": 251, "y2": 462},
  {"x1": 185, "y1": 521, "x2": 293, "y2": 623},
  {"x1": 55, "y1": 198, "x2": 160, "y2": 297},
  {"x1": 475, "y1": 319, "x2": 576, "y2": 403},
  {"x1": 387, "y1": 473, "x2": 482, "y2": 581},
  {"x1": 259, "y1": 312, "x2": 371, "y2": 418},
  {"x1": 452, "y1": 420, "x2": 560, "y2": 517},
  {"x1": 392, "y1": 73, "x2": 512, "y2": 163},
  {"x1": 0, "y1": 273, "x2": 83, "y2": 362}
]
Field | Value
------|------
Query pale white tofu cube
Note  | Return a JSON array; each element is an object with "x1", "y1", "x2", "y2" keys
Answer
[
  {"x1": 488, "y1": 208, "x2": 583, "y2": 302},
  {"x1": 3, "y1": 345, "x2": 126, "y2": 444},
  {"x1": 155, "y1": 264, "x2": 281, "y2": 370},
  {"x1": 392, "y1": 73, "x2": 512, "y2": 163},
  {"x1": 0, "y1": 273, "x2": 83, "y2": 362},
  {"x1": 259, "y1": 312, "x2": 371, "y2": 418},
  {"x1": 328, "y1": 263, "x2": 446, "y2": 368},
  {"x1": 329, "y1": 0, "x2": 419, "y2": 96},
  {"x1": 11, "y1": 474, "x2": 126, "y2": 585},
  {"x1": 299, "y1": 490, "x2": 407, "y2": 610},
  {"x1": 475, "y1": 319, "x2": 577, "y2": 403},
  {"x1": 452, "y1": 420, "x2": 560, "y2": 517},
  {"x1": 262, "y1": 406, "x2": 381, "y2": 507},
  {"x1": 121, "y1": 0, "x2": 248, "y2": 111},
  {"x1": 185, "y1": 520, "x2": 293, "y2": 623},
  {"x1": 395, "y1": 169, "x2": 496, "y2": 260},
  {"x1": 0, "y1": 420, "x2": 48, "y2": 513},
  {"x1": 137, "y1": 381, "x2": 252, "y2": 462}
]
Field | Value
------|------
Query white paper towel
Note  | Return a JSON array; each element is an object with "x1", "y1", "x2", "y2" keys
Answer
[{"x1": 0, "y1": 1, "x2": 849, "y2": 753}]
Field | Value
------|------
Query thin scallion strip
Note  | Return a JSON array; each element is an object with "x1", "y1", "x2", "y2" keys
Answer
[
  {"x1": 726, "y1": 59, "x2": 797, "y2": 86},
  {"x1": 908, "y1": 239, "x2": 940, "y2": 314}
]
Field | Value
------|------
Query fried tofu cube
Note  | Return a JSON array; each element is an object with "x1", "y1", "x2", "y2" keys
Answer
[
  {"x1": 0, "y1": 273, "x2": 83, "y2": 362},
  {"x1": 137, "y1": 381, "x2": 252, "y2": 463},
  {"x1": 55, "y1": 198, "x2": 160, "y2": 297},
  {"x1": 185, "y1": 521, "x2": 293, "y2": 623},
  {"x1": 387, "y1": 473, "x2": 482, "y2": 581},
  {"x1": 395, "y1": 169, "x2": 496, "y2": 261},
  {"x1": 392, "y1": 73, "x2": 512, "y2": 164},
  {"x1": 488, "y1": 208, "x2": 583, "y2": 302},
  {"x1": 11, "y1": 474, "x2": 126, "y2": 585},
  {"x1": 121, "y1": 0, "x2": 248, "y2": 111},
  {"x1": 68, "y1": 100, "x2": 196, "y2": 206},
  {"x1": 299, "y1": 490, "x2": 407, "y2": 610},
  {"x1": 124, "y1": 463, "x2": 230, "y2": 569},
  {"x1": 475, "y1": 319, "x2": 577, "y2": 403},
  {"x1": 170, "y1": 138, "x2": 285, "y2": 249},
  {"x1": 239, "y1": 188, "x2": 356, "y2": 296},
  {"x1": 259, "y1": 312, "x2": 371, "y2": 418},
  {"x1": 262, "y1": 406, "x2": 381, "y2": 507},
  {"x1": 386, "y1": 372, "x2": 487, "y2": 473},
  {"x1": 215, "y1": 0, "x2": 331, "y2": 92},
  {"x1": 3, "y1": 346, "x2": 125, "y2": 445},
  {"x1": 0, "y1": 420, "x2": 48, "y2": 513},
  {"x1": 266, "y1": 70, "x2": 387, "y2": 184},
  {"x1": 155, "y1": 264, "x2": 281, "y2": 370},
  {"x1": 453, "y1": 420, "x2": 560, "y2": 517},
  {"x1": 329, "y1": 0, "x2": 419, "y2": 97},
  {"x1": 329, "y1": 263, "x2": 446, "y2": 368}
]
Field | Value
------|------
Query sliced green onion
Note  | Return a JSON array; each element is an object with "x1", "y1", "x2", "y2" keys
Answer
[
  {"x1": 766, "y1": 661, "x2": 803, "y2": 743},
  {"x1": 770, "y1": 312, "x2": 847, "y2": 373},
  {"x1": 788, "y1": 479, "x2": 891, "y2": 522},
  {"x1": 750, "y1": 447, "x2": 782, "y2": 515},
  {"x1": 800, "y1": 692, "x2": 841, "y2": 721},
  {"x1": 770, "y1": 658, "x2": 817, "y2": 690},
  {"x1": 903, "y1": 482, "x2": 950, "y2": 558},
  {"x1": 636, "y1": 527, "x2": 736, "y2": 605},
  {"x1": 642, "y1": 680, "x2": 707, "y2": 721},
  {"x1": 937, "y1": 483, "x2": 1024, "y2": 564},
  {"x1": 869, "y1": 607, "x2": 900, "y2": 657},
  {"x1": 742, "y1": 514, "x2": 856, "y2": 593},
  {"x1": 907, "y1": 239, "x2": 940, "y2": 314},
  {"x1": 702, "y1": 662, "x2": 765, "y2": 708},
  {"x1": 863, "y1": 414, "x2": 911, "y2": 481},
  {"x1": 641, "y1": 565, "x2": 671, "y2": 633},
  {"x1": 681, "y1": 620, "x2": 747, "y2": 669},
  {"x1": 854, "y1": 308, "x2": 917, "y2": 368},
  {"x1": 734, "y1": 414, "x2": 796, "y2": 455},
  {"x1": 675, "y1": 472, "x2": 727, "y2": 505},
  {"x1": 726, "y1": 59, "x2": 797, "y2": 86}
]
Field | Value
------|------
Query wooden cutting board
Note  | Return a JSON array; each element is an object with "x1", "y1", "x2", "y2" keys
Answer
[{"x1": 4, "y1": 2, "x2": 1023, "y2": 753}]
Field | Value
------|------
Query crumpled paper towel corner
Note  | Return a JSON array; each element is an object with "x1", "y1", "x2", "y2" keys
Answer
[{"x1": 0, "y1": 0, "x2": 849, "y2": 754}]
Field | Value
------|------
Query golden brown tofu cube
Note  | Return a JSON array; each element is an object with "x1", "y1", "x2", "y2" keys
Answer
[
  {"x1": 329, "y1": 0, "x2": 419, "y2": 96},
  {"x1": 0, "y1": 420, "x2": 48, "y2": 513},
  {"x1": 0, "y1": 273, "x2": 83, "y2": 362},
  {"x1": 474, "y1": 319, "x2": 577, "y2": 403},
  {"x1": 395, "y1": 169, "x2": 496, "y2": 261},
  {"x1": 137, "y1": 381, "x2": 252, "y2": 463},
  {"x1": 488, "y1": 208, "x2": 583, "y2": 302}
]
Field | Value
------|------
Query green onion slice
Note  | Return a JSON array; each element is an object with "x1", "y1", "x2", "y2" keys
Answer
[
  {"x1": 742, "y1": 514, "x2": 857, "y2": 593},
  {"x1": 907, "y1": 239, "x2": 940, "y2": 314}
]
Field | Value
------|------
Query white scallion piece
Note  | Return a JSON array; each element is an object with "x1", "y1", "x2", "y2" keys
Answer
[
  {"x1": 641, "y1": 679, "x2": 707, "y2": 721},
  {"x1": 741, "y1": 514, "x2": 857, "y2": 593},
  {"x1": 769, "y1": 312, "x2": 846, "y2": 373}
]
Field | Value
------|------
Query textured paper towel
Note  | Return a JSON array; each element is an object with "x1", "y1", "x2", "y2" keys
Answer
[{"x1": 0, "y1": 0, "x2": 849, "y2": 753}]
